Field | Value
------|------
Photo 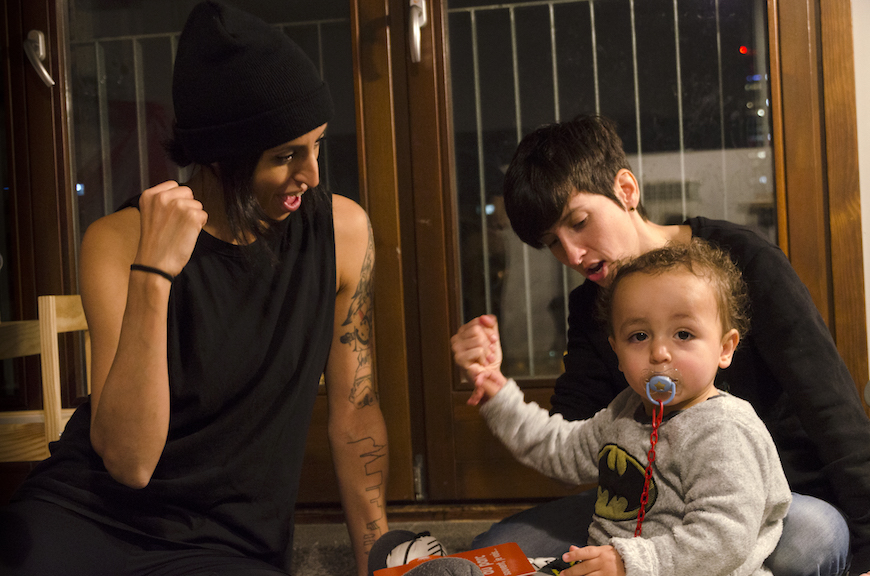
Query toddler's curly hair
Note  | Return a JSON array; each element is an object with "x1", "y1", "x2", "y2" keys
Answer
[{"x1": 597, "y1": 238, "x2": 750, "y2": 338}]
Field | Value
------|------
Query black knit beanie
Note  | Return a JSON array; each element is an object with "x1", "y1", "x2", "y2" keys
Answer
[{"x1": 172, "y1": 1, "x2": 334, "y2": 164}]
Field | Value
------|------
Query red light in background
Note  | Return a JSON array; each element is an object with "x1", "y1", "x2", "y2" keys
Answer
[{"x1": 739, "y1": 45, "x2": 749, "y2": 54}]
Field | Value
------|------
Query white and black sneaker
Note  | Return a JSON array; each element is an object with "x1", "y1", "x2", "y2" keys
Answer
[
  {"x1": 386, "y1": 531, "x2": 447, "y2": 566},
  {"x1": 368, "y1": 530, "x2": 448, "y2": 576}
]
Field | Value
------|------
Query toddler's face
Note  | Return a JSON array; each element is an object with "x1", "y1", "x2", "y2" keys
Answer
[{"x1": 608, "y1": 269, "x2": 738, "y2": 414}]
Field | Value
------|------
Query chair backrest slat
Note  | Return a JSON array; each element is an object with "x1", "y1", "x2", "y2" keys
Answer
[
  {"x1": 0, "y1": 321, "x2": 41, "y2": 360},
  {"x1": 52, "y1": 296, "x2": 89, "y2": 334}
]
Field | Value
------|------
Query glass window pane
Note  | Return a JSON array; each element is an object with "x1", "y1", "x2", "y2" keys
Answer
[
  {"x1": 67, "y1": 0, "x2": 358, "y2": 241},
  {"x1": 0, "y1": 53, "x2": 19, "y2": 402},
  {"x1": 448, "y1": 0, "x2": 774, "y2": 380}
]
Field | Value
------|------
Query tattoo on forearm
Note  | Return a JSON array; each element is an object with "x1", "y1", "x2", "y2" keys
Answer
[
  {"x1": 340, "y1": 221, "x2": 376, "y2": 408},
  {"x1": 350, "y1": 436, "x2": 387, "y2": 551}
]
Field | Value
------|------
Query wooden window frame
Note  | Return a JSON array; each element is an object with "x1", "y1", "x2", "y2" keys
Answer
[{"x1": 771, "y1": 0, "x2": 868, "y2": 410}]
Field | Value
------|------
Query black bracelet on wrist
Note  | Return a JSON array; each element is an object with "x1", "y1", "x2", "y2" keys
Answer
[{"x1": 130, "y1": 263, "x2": 175, "y2": 283}]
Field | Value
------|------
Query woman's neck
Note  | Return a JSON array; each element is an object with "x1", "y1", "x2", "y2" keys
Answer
[
  {"x1": 635, "y1": 216, "x2": 692, "y2": 254},
  {"x1": 186, "y1": 167, "x2": 248, "y2": 245}
]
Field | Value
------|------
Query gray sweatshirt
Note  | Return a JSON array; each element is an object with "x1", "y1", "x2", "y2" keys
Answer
[{"x1": 481, "y1": 380, "x2": 791, "y2": 576}]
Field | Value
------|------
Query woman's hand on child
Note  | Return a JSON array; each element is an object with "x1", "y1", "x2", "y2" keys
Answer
[
  {"x1": 560, "y1": 545, "x2": 625, "y2": 576},
  {"x1": 452, "y1": 315, "x2": 503, "y2": 376},
  {"x1": 451, "y1": 315, "x2": 505, "y2": 404}
]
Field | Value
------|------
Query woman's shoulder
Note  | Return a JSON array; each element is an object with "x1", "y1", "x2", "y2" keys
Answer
[
  {"x1": 331, "y1": 194, "x2": 372, "y2": 291},
  {"x1": 81, "y1": 205, "x2": 141, "y2": 257},
  {"x1": 332, "y1": 193, "x2": 367, "y2": 223},
  {"x1": 79, "y1": 207, "x2": 141, "y2": 314},
  {"x1": 687, "y1": 216, "x2": 772, "y2": 248},
  {"x1": 686, "y1": 216, "x2": 786, "y2": 272},
  {"x1": 332, "y1": 194, "x2": 370, "y2": 246}
]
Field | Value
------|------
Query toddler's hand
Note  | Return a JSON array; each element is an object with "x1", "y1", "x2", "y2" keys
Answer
[
  {"x1": 468, "y1": 369, "x2": 507, "y2": 406},
  {"x1": 560, "y1": 545, "x2": 625, "y2": 576}
]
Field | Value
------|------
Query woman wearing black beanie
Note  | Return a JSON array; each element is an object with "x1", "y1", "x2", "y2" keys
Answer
[{"x1": 0, "y1": 2, "x2": 389, "y2": 575}]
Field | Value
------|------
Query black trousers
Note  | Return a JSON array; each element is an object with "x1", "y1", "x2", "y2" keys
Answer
[{"x1": 0, "y1": 499, "x2": 287, "y2": 576}]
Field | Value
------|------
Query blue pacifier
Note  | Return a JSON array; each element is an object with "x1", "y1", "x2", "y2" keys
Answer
[{"x1": 645, "y1": 375, "x2": 676, "y2": 405}]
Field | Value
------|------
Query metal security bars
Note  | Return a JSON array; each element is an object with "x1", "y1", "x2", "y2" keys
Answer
[
  {"x1": 448, "y1": 0, "x2": 773, "y2": 379},
  {"x1": 67, "y1": 15, "x2": 355, "y2": 244}
]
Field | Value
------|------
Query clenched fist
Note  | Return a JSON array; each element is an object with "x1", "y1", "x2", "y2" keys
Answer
[{"x1": 134, "y1": 181, "x2": 208, "y2": 277}]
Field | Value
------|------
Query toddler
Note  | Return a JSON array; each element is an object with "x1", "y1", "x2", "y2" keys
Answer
[{"x1": 467, "y1": 239, "x2": 790, "y2": 576}]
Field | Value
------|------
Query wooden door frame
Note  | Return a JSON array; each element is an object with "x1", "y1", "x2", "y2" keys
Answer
[
  {"x1": 3, "y1": 0, "x2": 76, "y2": 409},
  {"x1": 0, "y1": 0, "x2": 78, "y2": 500},
  {"x1": 770, "y1": 0, "x2": 869, "y2": 412},
  {"x1": 392, "y1": 0, "x2": 461, "y2": 501},
  {"x1": 350, "y1": 0, "x2": 417, "y2": 501},
  {"x1": 408, "y1": 0, "x2": 869, "y2": 500},
  {"x1": 3, "y1": 0, "x2": 74, "y2": 313}
]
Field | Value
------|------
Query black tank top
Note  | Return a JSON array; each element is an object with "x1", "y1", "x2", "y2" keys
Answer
[{"x1": 17, "y1": 191, "x2": 336, "y2": 570}]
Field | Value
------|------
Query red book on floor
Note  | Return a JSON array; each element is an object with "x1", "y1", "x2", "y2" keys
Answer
[{"x1": 374, "y1": 542, "x2": 536, "y2": 576}]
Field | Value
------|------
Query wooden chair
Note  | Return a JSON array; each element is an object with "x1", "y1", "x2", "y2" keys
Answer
[
  {"x1": 0, "y1": 295, "x2": 89, "y2": 462},
  {"x1": 38, "y1": 295, "x2": 90, "y2": 440}
]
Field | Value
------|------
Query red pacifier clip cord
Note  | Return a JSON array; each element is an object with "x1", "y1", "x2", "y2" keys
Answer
[
  {"x1": 635, "y1": 399, "x2": 664, "y2": 537},
  {"x1": 635, "y1": 375, "x2": 676, "y2": 537}
]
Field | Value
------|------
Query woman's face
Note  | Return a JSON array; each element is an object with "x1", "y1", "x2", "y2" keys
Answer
[
  {"x1": 538, "y1": 186, "x2": 640, "y2": 286},
  {"x1": 252, "y1": 123, "x2": 327, "y2": 221}
]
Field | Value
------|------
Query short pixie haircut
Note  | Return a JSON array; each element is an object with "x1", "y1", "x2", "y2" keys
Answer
[
  {"x1": 597, "y1": 238, "x2": 750, "y2": 338},
  {"x1": 503, "y1": 115, "x2": 647, "y2": 248}
]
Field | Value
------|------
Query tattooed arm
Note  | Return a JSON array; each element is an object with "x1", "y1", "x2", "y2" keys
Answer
[{"x1": 327, "y1": 195, "x2": 390, "y2": 576}]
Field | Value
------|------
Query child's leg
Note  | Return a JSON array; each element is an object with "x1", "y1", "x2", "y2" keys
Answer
[{"x1": 471, "y1": 490, "x2": 596, "y2": 558}]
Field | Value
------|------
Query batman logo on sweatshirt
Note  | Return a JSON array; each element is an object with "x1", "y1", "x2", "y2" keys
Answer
[{"x1": 595, "y1": 443, "x2": 656, "y2": 521}]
